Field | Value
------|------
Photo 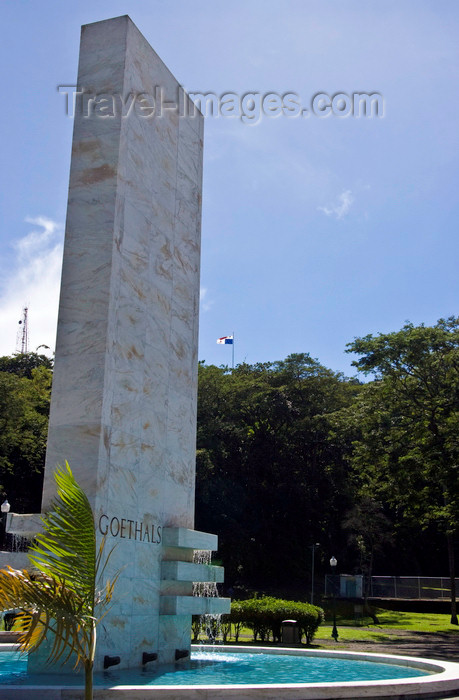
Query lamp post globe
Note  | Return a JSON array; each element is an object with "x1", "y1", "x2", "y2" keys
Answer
[{"x1": 1, "y1": 499, "x2": 10, "y2": 514}]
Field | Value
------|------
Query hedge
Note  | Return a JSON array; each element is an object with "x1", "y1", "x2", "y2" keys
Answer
[{"x1": 222, "y1": 596, "x2": 324, "y2": 645}]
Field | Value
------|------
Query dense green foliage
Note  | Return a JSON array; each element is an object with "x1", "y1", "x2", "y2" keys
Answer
[
  {"x1": 0, "y1": 354, "x2": 52, "y2": 512},
  {"x1": 345, "y1": 317, "x2": 459, "y2": 538},
  {"x1": 222, "y1": 596, "x2": 324, "y2": 644},
  {"x1": 196, "y1": 353, "x2": 361, "y2": 586},
  {"x1": 0, "y1": 352, "x2": 53, "y2": 379},
  {"x1": 196, "y1": 322, "x2": 458, "y2": 591},
  {"x1": 343, "y1": 317, "x2": 459, "y2": 623}
]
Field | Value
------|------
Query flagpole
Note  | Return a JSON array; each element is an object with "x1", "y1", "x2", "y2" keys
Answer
[{"x1": 232, "y1": 331, "x2": 234, "y2": 370}]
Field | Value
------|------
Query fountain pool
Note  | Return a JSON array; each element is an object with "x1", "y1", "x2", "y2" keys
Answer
[{"x1": 1, "y1": 644, "x2": 459, "y2": 699}]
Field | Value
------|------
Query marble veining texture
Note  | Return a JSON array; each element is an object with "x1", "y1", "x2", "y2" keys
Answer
[{"x1": 38, "y1": 15, "x2": 204, "y2": 673}]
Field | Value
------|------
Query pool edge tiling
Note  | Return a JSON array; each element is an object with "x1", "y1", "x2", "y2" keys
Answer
[{"x1": 0, "y1": 644, "x2": 458, "y2": 699}]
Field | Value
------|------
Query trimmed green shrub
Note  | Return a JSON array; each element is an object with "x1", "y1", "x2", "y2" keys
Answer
[
  {"x1": 223, "y1": 596, "x2": 324, "y2": 645},
  {"x1": 221, "y1": 600, "x2": 246, "y2": 643}
]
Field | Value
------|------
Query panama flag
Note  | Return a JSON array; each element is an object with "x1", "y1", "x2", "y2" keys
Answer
[{"x1": 217, "y1": 335, "x2": 233, "y2": 345}]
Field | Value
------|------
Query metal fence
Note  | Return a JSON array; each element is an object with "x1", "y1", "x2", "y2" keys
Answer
[
  {"x1": 324, "y1": 575, "x2": 459, "y2": 599},
  {"x1": 369, "y1": 576, "x2": 458, "y2": 600}
]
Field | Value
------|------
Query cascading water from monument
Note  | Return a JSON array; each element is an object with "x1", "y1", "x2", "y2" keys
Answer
[{"x1": 192, "y1": 550, "x2": 223, "y2": 643}]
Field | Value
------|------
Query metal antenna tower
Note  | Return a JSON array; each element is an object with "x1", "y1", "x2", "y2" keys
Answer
[{"x1": 16, "y1": 306, "x2": 29, "y2": 354}]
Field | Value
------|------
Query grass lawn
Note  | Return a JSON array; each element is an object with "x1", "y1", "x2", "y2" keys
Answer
[
  {"x1": 370, "y1": 609, "x2": 459, "y2": 633},
  {"x1": 219, "y1": 610, "x2": 459, "y2": 646},
  {"x1": 315, "y1": 609, "x2": 459, "y2": 644},
  {"x1": 315, "y1": 625, "x2": 405, "y2": 644}
]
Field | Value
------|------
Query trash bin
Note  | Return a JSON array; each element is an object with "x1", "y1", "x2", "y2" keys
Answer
[{"x1": 281, "y1": 619, "x2": 300, "y2": 644}]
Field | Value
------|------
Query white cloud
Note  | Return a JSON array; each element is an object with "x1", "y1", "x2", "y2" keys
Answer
[
  {"x1": 0, "y1": 217, "x2": 64, "y2": 357},
  {"x1": 200, "y1": 287, "x2": 214, "y2": 312},
  {"x1": 318, "y1": 189, "x2": 354, "y2": 220}
]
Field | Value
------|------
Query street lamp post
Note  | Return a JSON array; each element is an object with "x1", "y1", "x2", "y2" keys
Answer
[
  {"x1": 310, "y1": 543, "x2": 320, "y2": 605},
  {"x1": 1, "y1": 498, "x2": 10, "y2": 549},
  {"x1": 330, "y1": 556, "x2": 339, "y2": 641}
]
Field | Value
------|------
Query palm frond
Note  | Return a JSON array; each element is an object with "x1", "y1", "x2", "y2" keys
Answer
[
  {"x1": 0, "y1": 462, "x2": 119, "y2": 682},
  {"x1": 0, "y1": 566, "x2": 88, "y2": 665},
  {"x1": 28, "y1": 463, "x2": 96, "y2": 603}
]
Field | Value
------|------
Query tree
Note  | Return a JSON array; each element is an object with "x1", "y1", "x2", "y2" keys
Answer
[
  {"x1": 0, "y1": 364, "x2": 52, "y2": 512},
  {"x1": 0, "y1": 352, "x2": 53, "y2": 379},
  {"x1": 195, "y1": 354, "x2": 359, "y2": 587},
  {"x1": 343, "y1": 497, "x2": 394, "y2": 623},
  {"x1": 346, "y1": 317, "x2": 459, "y2": 624},
  {"x1": 0, "y1": 463, "x2": 118, "y2": 700}
]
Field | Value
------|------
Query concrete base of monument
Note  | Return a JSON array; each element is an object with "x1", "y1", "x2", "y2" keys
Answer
[
  {"x1": 0, "y1": 551, "x2": 31, "y2": 569},
  {"x1": 1, "y1": 645, "x2": 459, "y2": 699}
]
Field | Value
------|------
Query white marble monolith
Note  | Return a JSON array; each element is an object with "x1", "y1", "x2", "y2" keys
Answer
[{"x1": 25, "y1": 15, "x2": 229, "y2": 673}]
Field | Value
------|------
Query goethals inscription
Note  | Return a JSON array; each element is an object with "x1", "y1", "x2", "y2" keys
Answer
[{"x1": 98, "y1": 514, "x2": 162, "y2": 544}]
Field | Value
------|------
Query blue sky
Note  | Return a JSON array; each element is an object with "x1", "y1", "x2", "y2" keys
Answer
[{"x1": 0, "y1": 1, "x2": 457, "y2": 376}]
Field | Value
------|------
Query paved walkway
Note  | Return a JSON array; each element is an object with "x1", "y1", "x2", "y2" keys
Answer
[
  {"x1": 316, "y1": 628, "x2": 459, "y2": 663},
  {"x1": 316, "y1": 629, "x2": 459, "y2": 699}
]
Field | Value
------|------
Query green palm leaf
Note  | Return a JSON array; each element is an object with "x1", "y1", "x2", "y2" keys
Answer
[
  {"x1": 0, "y1": 462, "x2": 118, "y2": 700},
  {"x1": 28, "y1": 463, "x2": 96, "y2": 601}
]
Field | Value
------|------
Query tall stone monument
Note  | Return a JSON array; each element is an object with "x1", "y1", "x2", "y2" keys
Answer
[{"x1": 9, "y1": 15, "x2": 229, "y2": 672}]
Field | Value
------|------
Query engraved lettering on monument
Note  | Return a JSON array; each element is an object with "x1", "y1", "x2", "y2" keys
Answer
[{"x1": 98, "y1": 514, "x2": 162, "y2": 544}]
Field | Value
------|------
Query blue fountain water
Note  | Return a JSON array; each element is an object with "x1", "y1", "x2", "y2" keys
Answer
[{"x1": 0, "y1": 649, "x2": 428, "y2": 687}]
